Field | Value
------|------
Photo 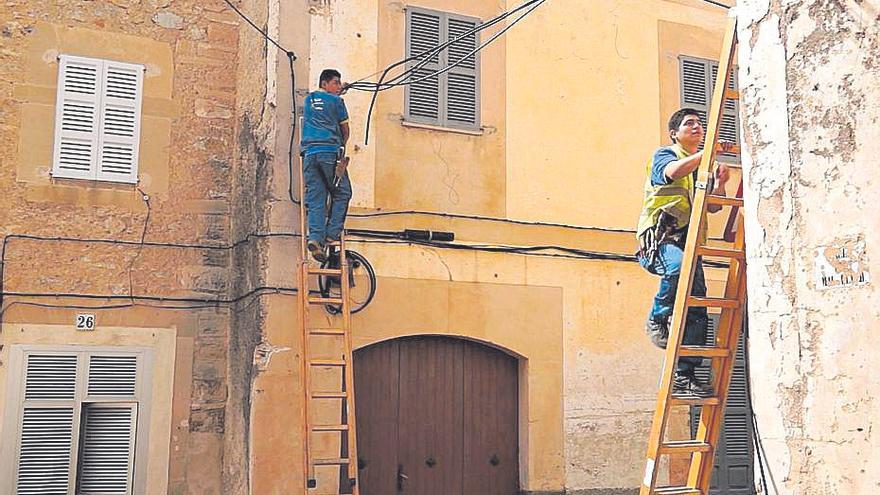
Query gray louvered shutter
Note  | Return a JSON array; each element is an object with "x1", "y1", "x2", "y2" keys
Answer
[
  {"x1": 77, "y1": 404, "x2": 137, "y2": 494},
  {"x1": 52, "y1": 55, "x2": 102, "y2": 180},
  {"x1": 445, "y1": 15, "x2": 480, "y2": 129},
  {"x1": 96, "y1": 61, "x2": 143, "y2": 183},
  {"x1": 406, "y1": 9, "x2": 442, "y2": 122},
  {"x1": 679, "y1": 56, "x2": 740, "y2": 163},
  {"x1": 710, "y1": 62, "x2": 740, "y2": 162},
  {"x1": 15, "y1": 354, "x2": 79, "y2": 494}
]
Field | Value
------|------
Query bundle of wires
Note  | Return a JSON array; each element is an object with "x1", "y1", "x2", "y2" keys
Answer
[{"x1": 343, "y1": 0, "x2": 548, "y2": 144}]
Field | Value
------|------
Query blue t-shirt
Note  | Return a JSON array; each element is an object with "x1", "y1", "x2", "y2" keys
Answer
[
  {"x1": 650, "y1": 145, "x2": 700, "y2": 187},
  {"x1": 650, "y1": 146, "x2": 680, "y2": 186},
  {"x1": 301, "y1": 90, "x2": 349, "y2": 156}
]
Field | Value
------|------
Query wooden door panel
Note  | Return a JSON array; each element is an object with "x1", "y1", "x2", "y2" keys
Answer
[
  {"x1": 355, "y1": 336, "x2": 520, "y2": 495},
  {"x1": 463, "y1": 343, "x2": 519, "y2": 495},
  {"x1": 397, "y1": 337, "x2": 464, "y2": 495},
  {"x1": 354, "y1": 339, "x2": 399, "y2": 495}
]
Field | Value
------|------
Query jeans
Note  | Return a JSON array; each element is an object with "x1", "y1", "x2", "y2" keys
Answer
[
  {"x1": 303, "y1": 152, "x2": 353, "y2": 243},
  {"x1": 639, "y1": 241, "x2": 708, "y2": 374}
]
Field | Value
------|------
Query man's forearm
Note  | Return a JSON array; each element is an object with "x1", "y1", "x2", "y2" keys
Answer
[{"x1": 664, "y1": 152, "x2": 703, "y2": 181}]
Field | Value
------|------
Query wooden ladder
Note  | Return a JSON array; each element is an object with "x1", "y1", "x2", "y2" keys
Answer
[
  {"x1": 298, "y1": 156, "x2": 360, "y2": 494},
  {"x1": 640, "y1": 12, "x2": 745, "y2": 495}
]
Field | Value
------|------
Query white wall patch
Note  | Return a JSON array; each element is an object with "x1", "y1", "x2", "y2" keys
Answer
[{"x1": 813, "y1": 236, "x2": 871, "y2": 290}]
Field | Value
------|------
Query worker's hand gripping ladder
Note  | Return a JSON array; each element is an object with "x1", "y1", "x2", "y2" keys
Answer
[
  {"x1": 297, "y1": 155, "x2": 360, "y2": 494},
  {"x1": 640, "y1": 12, "x2": 746, "y2": 495}
]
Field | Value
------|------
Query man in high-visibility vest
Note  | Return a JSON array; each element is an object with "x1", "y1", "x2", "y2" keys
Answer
[{"x1": 637, "y1": 108, "x2": 734, "y2": 397}]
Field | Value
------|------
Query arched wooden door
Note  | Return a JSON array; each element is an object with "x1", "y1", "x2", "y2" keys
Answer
[{"x1": 354, "y1": 336, "x2": 519, "y2": 495}]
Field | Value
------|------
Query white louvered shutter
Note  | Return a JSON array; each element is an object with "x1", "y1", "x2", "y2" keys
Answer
[
  {"x1": 87, "y1": 355, "x2": 138, "y2": 397},
  {"x1": 445, "y1": 16, "x2": 479, "y2": 129},
  {"x1": 15, "y1": 354, "x2": 79, "y2": 494},
  {"x1": 77, "y1": 404, "x2": 137, "y2": 494},
  {"x1": 75, "y1": 355, "x2": 139, "y2": 494},
  {"x1": 96, "y1": 61, "x2": 143, "y2": 183},
  {"x1": 52, "y1": 55, "x2": 102, "y2": 180},
  {"x1": 406, "y1": 10, "x2": 442, "y2": 123}
]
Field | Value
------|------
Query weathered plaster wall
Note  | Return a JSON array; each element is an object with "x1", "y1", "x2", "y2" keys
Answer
[{"x1": 738, "y1": 1, "x2": 880, "y2": 492}]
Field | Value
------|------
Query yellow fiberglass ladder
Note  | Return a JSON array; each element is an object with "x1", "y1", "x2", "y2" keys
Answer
[
  {"x1": 297, "y1": 154, "x2": 360, "y2": 495},
  {"x1": 640, "y1": 12, "x2": 746, "y2": 495}
]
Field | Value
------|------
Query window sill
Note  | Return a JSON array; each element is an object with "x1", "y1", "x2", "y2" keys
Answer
[{"x1": 400, "y1": 119, "x2": 484, "y2": 136}]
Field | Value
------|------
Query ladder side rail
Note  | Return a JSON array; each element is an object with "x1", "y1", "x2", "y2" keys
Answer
[
  {"x1": 683, "y1": 16, "x2": 741, "y2": 489},
  {"x1": 687, "y1": 227, "x2": 747, "y2": 489},
  {"x1": 339, "y1": 235, "x2": 361, "y2": 493},
  {"x1": 297, "y1": 152, "x2": 317, "y2": 488}
]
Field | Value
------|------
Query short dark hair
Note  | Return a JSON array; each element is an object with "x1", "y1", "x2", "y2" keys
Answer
[
  {"x1": 319, "y1": 69, "x2": 342, "y2": 86},
  {"x1": 668, "y1": 107, "x2": 701, "y2": 132},
  {"x1": 667, "y1": 107, "x2": 701, "y2": 143}
]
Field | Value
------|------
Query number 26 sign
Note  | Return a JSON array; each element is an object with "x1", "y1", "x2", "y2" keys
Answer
[{"x1": 76, "y1": 313, "x2": 96, "y2": 331}]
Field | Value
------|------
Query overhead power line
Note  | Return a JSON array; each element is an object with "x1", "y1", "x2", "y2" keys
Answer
[{"x1": 342, "y1": 0, "x2": 548, "y2": 144}]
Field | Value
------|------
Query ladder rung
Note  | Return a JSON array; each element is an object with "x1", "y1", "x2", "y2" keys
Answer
[
  {"x1": 308, "y1": 297, "x2": 344, "y2": 305},
  {"x1": 310, "y1": 359, "x2": 346, "y2": 367},
  {"x1": 695, "y1": 246, "x2": 744, "y2": 260},
  {"x1": 679, "y1": 346, "x2": 731, "y2": 358},
  {"x1": 713, "y1": 143, "x2": 741, "y2": 154},
  {"x1": 724, "y1": 89, "x2": 740, "y2": 100},
  {"x1": 326, "y1": 240, "x2": 342, "y2": 247},
  {"x1": 670, "y1": 396, "x2": 721, "y2": 407},
  {"x1": 706, "y1": 195, "x2": 743, "y2": 207},
  {"x1": 309, "y1": 268, "x2": 343, "y2": 276},
  {"x1": 312, "y1": 391, "x2": 348, "y2": 399},
  {"x1": 654, "y1": 487, "x2": 702, "y2": 495},
  {"x1": 686, "y1": 296, "x2": 740, "y2": 309},
  {"x1": 312, "y1": 424, "x2": 350, "y2": 432},
  {"x1": 309, "y1": 328, "x2": 346, "y2": 336},
  {"x1": 659, "y1": 441, "x2": 712, "y2": 455},
  {"x1": 313, "y1": 457, "x2": 350, "y2": 466}
]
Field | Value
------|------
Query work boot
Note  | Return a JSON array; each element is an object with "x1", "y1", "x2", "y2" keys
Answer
[
  {"x1": 673, "y1": 371, "x2": 715, "y2": 398},
  {"x1": 307, "y1": 240, "x2": 326, "y2": 263},
  {"x1": 645, "y1": 317, "x2": 669, "y2": 349}
]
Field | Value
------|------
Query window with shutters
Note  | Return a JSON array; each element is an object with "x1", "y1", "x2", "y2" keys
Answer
[
  {"x1": 52, "y1": 54, "x2": 144, "y2": 184},
  {"x1": 2, "y1": 348, "x2": 149, "y2": 494},
  {"x1": 679, "y1": 55, "x2": 740, "y2": 163},
  {"x1": 405, "y1": 8, "x2": 481, "y2": 131}
]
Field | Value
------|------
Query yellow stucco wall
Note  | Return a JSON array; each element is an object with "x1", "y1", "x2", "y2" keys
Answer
[
  {"x1": 505, "y1": 0, "x2": 730, "y2": 230},
  {"x1": 291, "y1": 0, "x2": 734, "y2": 492}
]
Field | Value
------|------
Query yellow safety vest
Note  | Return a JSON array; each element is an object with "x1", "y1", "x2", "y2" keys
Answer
[{"x1": 636, "y1": 144, "x2": 694, "y2": 239}]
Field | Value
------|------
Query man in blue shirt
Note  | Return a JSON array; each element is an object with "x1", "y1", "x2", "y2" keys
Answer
[
  {"x1": 636, "y1": 108, "x2": 733, "y2": 397},
  {"x1": 301, "y1": 69, "x2": 352, "y2": 262}
]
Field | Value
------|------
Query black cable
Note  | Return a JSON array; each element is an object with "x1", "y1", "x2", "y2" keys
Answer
[
  {"x1": 351, "y1": 0, "x2": 547, "y2": 143},
  {"x1": 288, "y1": 54, "x2": 301, "y2": 204},
  {"x1": 221, "y1": 0, "x2": 295, "y2": 57},
  {"x1": 743, "y1": 317, "x2": 774, "y2": 494},
  {"x1": 220, "y1": 0, "x2": 301, "y2": 205},
  {"x1": 347, "y1": 0, "x2": 543, "y2": 92},
  {"x1": 349, "y1": 209, "x2": 638, "y2": 233},
  {"x1": 128, "y1": 188, "x2": 151, "y2": 302},
  {"x1": 699, "y1": 0, "x2": 732, "y2": 8},
  {"x1": 0, "y1": 285, "x2": 299, "y2": 318}
]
